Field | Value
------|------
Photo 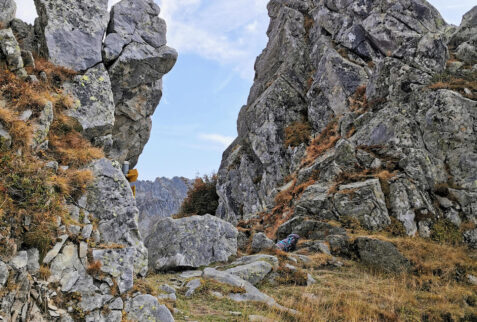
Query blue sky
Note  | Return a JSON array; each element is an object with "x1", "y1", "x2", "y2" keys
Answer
[{"x1": 16, "y1": 0, "x2": 477, "y2": 180}]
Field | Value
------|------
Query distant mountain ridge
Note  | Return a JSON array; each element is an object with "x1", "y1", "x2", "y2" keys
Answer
[{"x1": 134, "y1": 177, "x2": 192, "y2": 238}]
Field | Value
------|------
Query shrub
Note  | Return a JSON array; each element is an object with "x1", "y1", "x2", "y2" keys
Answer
[
  {"x1": 284, "y1": 121, "x2": 312, "y2": 148},
  {"x1": 431, "y1": 219, "x2": 462, "y2": 245},
  {"x1": 86, "y1": 260, "x2": 102, "y2": 276},
  {"x1": 175, "y1": 174, "x2": 219, "y2": 218},
  {"x1": 303, "y1": 118, "x2": 341, "y2": 166}
]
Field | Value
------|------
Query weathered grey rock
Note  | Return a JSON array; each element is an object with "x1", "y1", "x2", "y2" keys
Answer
[
  {"x1": 43, "y1": 234, "x2": 68, "y2": 264},
  {"x1": 86, "y1": 159, "x2": 148, "y2": 277},
  {"x1": 92, "y1": 248, "x2": 136, "y2": 294},
  {"x1": 464, "y1": 229, "x2": 477, "y2": 249},
  {"x1": 203, "y1": 267, "x2": 275, "y2": 305},
  {"x1": 160, "y1": 284, "x2": 175, "y2": 294},
  {"x1": 0, "y1": 28, "x2": 25, "y2": 74},
  {"x1": 26, "y1": 248, "x2": 40, "y2": 275},
  {"x1": 468, "y1": 274, "x2": 477, "y2": 286},
  {"x1": 0, "y1": 123, "x2": 11, "y2": 148},
  {"x1": 307, "y1": 273, "x2": 316, "y2": 286},
  {"x1": 231, "y1": 255, "x2": 279, "y2": 269},
  {"x1": 145, "y1": 214, "x2": 237, "y2": 271},
  {"x1": 10, "y1": 251, "x2": 27, "y2": 270},
  {"x1": 334, "y1": 179, "x2": 391, "y2": 230},
  {"x1": 292, "y1": 220, "x2": 347, "y2": 240},
  {"x1": 64, "y1": 64, "x2": 115, "y2": 144},
  {"x1": 0, "y1": 261, "x2": 9, "y2": 287},
  {"x1": 108, "y1": 297, "x2": 123, "y2": 310},
  {"x1": 0, "y1": 0, "x2": 16, "y2": 26},
  {"x1": 185, "y1": 278, "x2": 201, "y2": 297},
  {"x1": 450, "y1": 6, "x2": 477, "y2": 48},
  {"x1": 354, "y1": 237, "x2": 410, "y2": 273},
  {"x1": 105, "y1": 0, "x2": 177, "y2": 167},
  {"x1": 9, "y1": 19, "x2": 37, "y2": 53},
  {"x1": 32, "y1": 101, "x2": 54, "y2": 149},
  {"x1": 179, "y1": 270, "x2": 202, "y2": 279},
  {"x1": 34, "y1": 0, "x2": 109, "y2": 71},
  {"x1": 225, "y1": 261, "x2": 273, "y2": 286},
  {"x1": 125, "y1": 294, "x2": 174, "y2": 322},
  {"x1": 251, "y1": 233, "x2": 275, "y2": 253},
  {"x1": 216, "y1": 0, "x2": 449, "y2": 225},
  {"x1": 49, "y1": 243, "x2": 95, "y2": 294},
  {"x1": 81, "y1": 225, "x2": 93, "y2": 240}
]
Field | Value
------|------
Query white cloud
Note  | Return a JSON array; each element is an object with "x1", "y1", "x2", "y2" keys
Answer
[
  {"x1": 157, "y1": 0, "x2": 269, "y2": 79},
  {"x1": 198, "y1": 133, "x2": 235, "y2": 147}
]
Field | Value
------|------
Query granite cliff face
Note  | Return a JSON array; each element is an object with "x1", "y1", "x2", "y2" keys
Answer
[
  {"x1": 134, "y1": 177, "x2": 191, "y2": 239},
  {"x1": 217, "y1": 0, "x2": 477, "y2": 247}
]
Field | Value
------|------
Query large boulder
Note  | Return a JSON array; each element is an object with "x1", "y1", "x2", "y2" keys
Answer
[
  {"x1": 105, "y1": 0, "x2": 177, "y2": 167},
  {"x1": 125, "y1": 294, "x2": 174, "y2": 322},
  {"x1": 145, "y1": 215, "x2": 238, "y2": 271},
  {"x1": 354, "y1": 237, "x2": 410, "y2": 273},
  {"x1": 34, "y1": 0, "x2": 109, "y2": 71},
  {"x1": 0, "y1": 0, "x2": 16, "y2": 26}
]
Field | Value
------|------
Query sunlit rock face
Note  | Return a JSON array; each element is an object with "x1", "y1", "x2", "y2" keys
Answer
[{"x1": 216, "y1": 0, "x2": 477, "y2": 247}]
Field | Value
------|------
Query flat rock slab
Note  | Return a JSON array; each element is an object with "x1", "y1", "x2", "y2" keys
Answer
[{"x1": 225, "y1": 261, "x2": 273, "y2": 286}]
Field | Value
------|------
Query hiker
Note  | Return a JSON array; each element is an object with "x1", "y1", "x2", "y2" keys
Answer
[{"x1": 276, "y1": 234, "x2": 300, "y2": 252}]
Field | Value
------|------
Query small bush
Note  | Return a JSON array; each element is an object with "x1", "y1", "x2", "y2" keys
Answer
[
  {"x1": 387, "y1": 217, "x2": 407, "y2": 237},
  {"x1": 275, "y1": 264, "x2": 308, "y2": 286},
  {"x1": 284, "y1": 121, "x2": 312, "y2": 148},
  {"x1": 303, "y1": 118, "x2": 341, "y2": 166},
  {"x1": 175, "y1": 174, "x2": 219, "y2": 218},
  {"x1": 431, "y1": 219, "x2": 462, "y2": 245},
  {"x1": 86, "y1": 260, "x2": 102, "y2": 276},
  {"x1": 38, "y1": 265, "x2": 51, "y2": 280}
]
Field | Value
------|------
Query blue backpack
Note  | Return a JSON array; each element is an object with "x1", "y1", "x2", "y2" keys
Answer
[{"x1": 276, "y1": 234, "x2": 300, "y2": 252}]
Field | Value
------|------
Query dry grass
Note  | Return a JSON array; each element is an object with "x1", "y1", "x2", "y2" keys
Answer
[
  {"x1": 48, "y1": 114, "x2": 104, "y2": 168},
  {"x1": 429, "y1": 67, "x2": 477, "y2": 100},
  {"x1": 328, "y1": 168, "x2": 397, "y2": 195},
  {"x1": 303, "y1": 118, "x2": 341, "y2": 166},
  {"x1": 0, "y1": 62, "x2": 101, "y2": 262},
  {"x1": 256, "y1": 235, "x2": 477, "y2": 322},
  {"x1": 86, "y1": 260, "x2": 102, "y2": 276},
  {"x1": 283, "y1": 121, "x2": 312, "y2": 148},
  {"x1": 38, "y1": 265, "x2": 51, "y2": 280},
  {"x1": 259, "y1": 178, "x2": 316, "y2": 239}
]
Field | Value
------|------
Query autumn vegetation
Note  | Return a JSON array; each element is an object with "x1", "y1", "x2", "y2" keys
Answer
[{"x1": 0, "y1": 58, "x2": 103, "y2": 259}]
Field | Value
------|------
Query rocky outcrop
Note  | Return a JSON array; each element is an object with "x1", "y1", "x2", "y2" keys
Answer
[
  {"x1": 34, "y1": 0, "x2": 109, "y2": 72},
  {"x1": 353, "y1": 237, "x2": 410, "y2": 273},
  {"x1": 145, "y1": 215, "x2": 238, "y2": 271},
  {"x1": 86, "y1": 159, "x2": 148, "y2": 277},
  {"x1": 0, "y1": 28, "x2": 26, "y2": 76},
  {"x1": 32, "y1": 0, "x2": 177, "y2": 164},
  {"x1": 0, "y1": 0, "x2": 177, "y2": 320},
  {"x1": 0, "y1": 0, "x2": 16, "y2": 26},
  {"x1": 104, "y1": 0, "x2": 178, "y2": 167},
  {"x1": 217, "y1": 0, "x2": 476, "y2": 246},
  {"x1": 134, "y1": 177, "x2": 191, "y2": 238}
]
